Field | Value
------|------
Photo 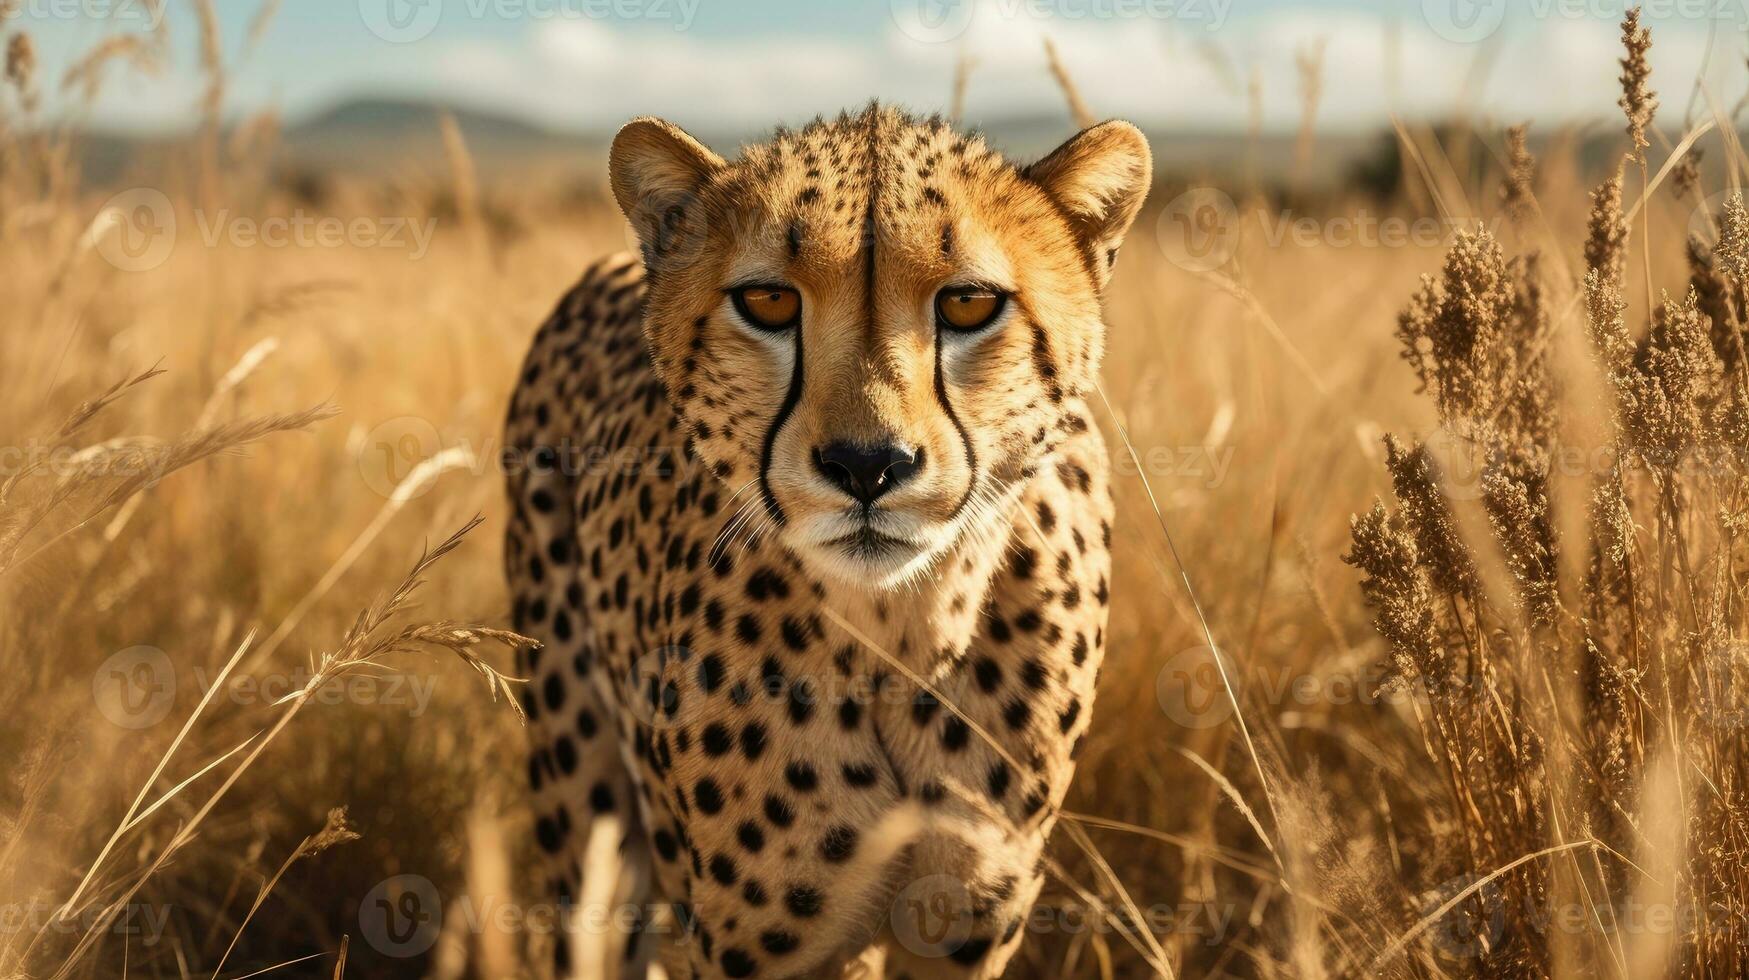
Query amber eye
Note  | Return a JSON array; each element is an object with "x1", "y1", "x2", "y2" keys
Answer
[
  {"x1": 935, "y1": 287, "x2": 1006, "y2": 332},
  {"x1": 731, "y1": 285, "x2": 801, "y2": 330}
]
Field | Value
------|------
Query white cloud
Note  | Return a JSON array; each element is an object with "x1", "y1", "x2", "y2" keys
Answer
[
  {"x1": 415, "y1": 19, "x2": 904, "y2": 131},
  {"x1": 451, "y1": 1, "x2": 1737, "y2": 134}
]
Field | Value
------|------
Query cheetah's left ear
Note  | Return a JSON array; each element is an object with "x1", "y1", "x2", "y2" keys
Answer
[
  {"x1": 609, "y1": 117, "x2": 726, "y2": 262},
  {"x1": 1025, "y1": 120, "x2": 1152, "y2": 289}
]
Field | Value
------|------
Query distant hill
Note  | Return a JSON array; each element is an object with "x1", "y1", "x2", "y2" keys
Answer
[
  {"x1": 280, "y1": 98, "x2": 585, "y2": 169},
  {"x1": 286, "y1": 98, "x2": 553, "y2": 143},
  {"x1": 67, "y1": 96, "x2": 1692, "y2": 195},
  {"x1": 70, "y1": 97, "x2": 602, "y2": 185}
]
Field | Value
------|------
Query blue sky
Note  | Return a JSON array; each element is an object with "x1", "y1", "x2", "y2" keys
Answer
[{"x1": 20, "y1": 0, "x2": 1746, "y2": 134}]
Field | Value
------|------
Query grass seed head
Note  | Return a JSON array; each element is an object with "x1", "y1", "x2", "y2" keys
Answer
[
  {"x1": 5, "y1": 31, "x2": 34, "y2": 105},
  {"x1": 1617, "y1": 7, "x2": 1657, "y2": 160},
  {"x1": 1502, "y1": 123, "x2": 1537, "y2": 229},
  {"x1": 1585, "y1": 167, "x2": 1629, "y2": 286},
  {"x1": 1671, "y1": 149, "x2": 1701, "y2": 201}
]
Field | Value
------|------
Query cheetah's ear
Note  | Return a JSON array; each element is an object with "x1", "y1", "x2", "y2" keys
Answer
[
  {"x1": 609, "y1": 117, "x2": 725, "y2": 260},
  {"x1": 1025, "y1": 120, "x2": 1152, "y2": 289}
]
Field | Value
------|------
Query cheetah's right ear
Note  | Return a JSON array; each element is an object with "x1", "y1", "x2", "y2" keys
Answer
[
  {"x1": 609, "y1": 117, "x2": 725, "y2": 259},
  {"x1": 1025, "y1": 120, "x2": 1152, "y2": 290}
]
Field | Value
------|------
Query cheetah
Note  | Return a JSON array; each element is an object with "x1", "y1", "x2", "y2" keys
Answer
[{"x1": 503, "y1": 103, "x2": 1149, "y2": 979}]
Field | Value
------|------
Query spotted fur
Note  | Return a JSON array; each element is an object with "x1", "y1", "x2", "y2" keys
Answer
[{"x1": 504, "y1": 104, "x2": 1149, "y2": 979}]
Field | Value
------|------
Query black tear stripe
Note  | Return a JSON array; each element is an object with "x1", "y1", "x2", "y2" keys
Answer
[
  {"x1": 936, "y1": 326, "x2": 979, "y2": 523},
  {"x1": 758, "y1": 327, "x2": 805, "y2": 527}
]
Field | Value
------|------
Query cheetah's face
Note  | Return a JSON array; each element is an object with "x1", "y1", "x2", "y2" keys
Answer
[{"x1": 610, "y1": 109, "x2": 1149, "y2": 588}]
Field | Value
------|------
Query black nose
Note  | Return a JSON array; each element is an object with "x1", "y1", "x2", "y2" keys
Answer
[{"x1": 813, "y1": 443, "x2": 922, "y2": 505}]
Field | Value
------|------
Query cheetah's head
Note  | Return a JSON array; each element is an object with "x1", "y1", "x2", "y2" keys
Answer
[{"x1": 610, "y1": 105, "x2": 1149, "y2": 588}]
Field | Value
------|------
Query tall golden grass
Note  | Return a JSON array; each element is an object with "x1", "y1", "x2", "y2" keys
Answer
[{"x1": 2, "y1": 5, "x2": 1746, "y2": 978}]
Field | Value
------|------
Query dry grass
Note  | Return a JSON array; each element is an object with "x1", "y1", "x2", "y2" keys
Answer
[{"x1": 3, "y1": 9, "x2": 1747, "y2": 979}]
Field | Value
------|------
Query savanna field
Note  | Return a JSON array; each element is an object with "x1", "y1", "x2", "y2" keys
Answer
[{"x1": 6, "y1": 5, "x2": 1749, "y2": 978}]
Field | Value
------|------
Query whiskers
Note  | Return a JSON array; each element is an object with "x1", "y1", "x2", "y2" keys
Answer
[{"x1": 708, "y1": 479, "x2": 772, "y2": 564}]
